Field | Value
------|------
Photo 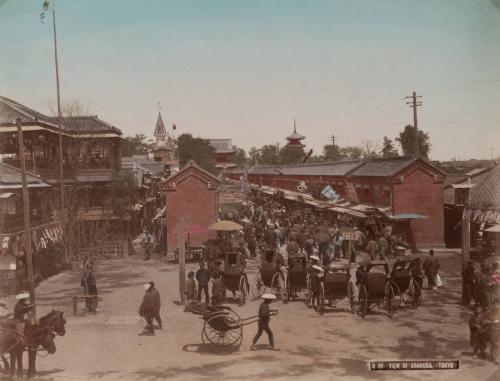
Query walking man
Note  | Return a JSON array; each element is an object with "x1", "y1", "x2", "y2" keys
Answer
[
  {"x1": 196, "y1": 261, "x2": 210, "y2": 305},
  {"x1": 149, "y1": 281, "x2": 162, "y2": 329},
  {"x1": 139, "y1": 282, "x2": 158, "y2": 336},
  {"x1": 142, "y1": 230, "x2": 153, "y2": 260},
  {"x1": 423, "y1": 249, "x2": 440, "y2": 290},
  {"x1": 251, "y1": 293, "x2": 278, "y2": 351}
]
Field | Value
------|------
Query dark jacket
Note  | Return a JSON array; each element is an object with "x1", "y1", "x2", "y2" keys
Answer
[
  {"x1": 196, "y1": 268, "x2": 210, "y2": 286},
  {"x1": 258, "y1": 302, "x2": 270, "y2": 323},
  {"x1": 139, "y1": 290, "x2": 157, "y2": 318}
]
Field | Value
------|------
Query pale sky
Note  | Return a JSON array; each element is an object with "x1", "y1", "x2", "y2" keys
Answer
[{"x1": 1, "y1": 0, "x2": 499, "y2": 160}]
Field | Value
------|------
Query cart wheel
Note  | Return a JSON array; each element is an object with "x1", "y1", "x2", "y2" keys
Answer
[
  {"x1": 347, "y1": 281, "x2": 356, "y2": 314},
  {"x1": 203, "y1": 315, "x2": 243, "y2": 347},
  {"x1": 251, "y1": 273, "x2": 265, "y2": 299},
  {"x1": 270, "y1": 272, "x2": 282, "y2": 298},
  {"x1": 238, "y1": 277, "x2": 247, "y2": 306},
  {"x1": 390, "y1": 282, "x2": 402, "y2": 309},
  {"x1": 358, "y1": 284, "x2": 367, "y2": 318},
  {"x1": 318, "y1": 283, "x2": 325, "y2": 315},
  {"x1": 385, "y1": 282, "x2": 395, "y2": 319},
  {"x1": 306, "y1": 275, "x2": 312, "y2": 306},
  {"x1": 283, "y1": 274, "x2": 290, "y2": 304},
  {"x1": 406, "y1": 279, "x2": 421, "y2": 308}
]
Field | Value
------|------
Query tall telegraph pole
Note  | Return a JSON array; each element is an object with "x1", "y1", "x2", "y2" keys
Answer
[
  {"x1": 52, "y1": 10, "x2": 65, "y2": 212},
  {"x1": 405, "y1": 91, "x2": 422, "y2": 157},
  {"x1": 16, "y1": 118, "x2": 36, "y2": 322},
  {"x1": 331, "y1": 135, "x2": 335, "y2": 161}
]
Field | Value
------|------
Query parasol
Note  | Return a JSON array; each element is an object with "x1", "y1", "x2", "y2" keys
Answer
[{"x1": 208, "y1": 220, "x2": 243, "y2": 231}]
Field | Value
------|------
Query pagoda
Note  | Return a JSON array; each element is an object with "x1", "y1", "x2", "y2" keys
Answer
[{"x1": 285, "y1": 119, "x2": 305, "y2": 149}]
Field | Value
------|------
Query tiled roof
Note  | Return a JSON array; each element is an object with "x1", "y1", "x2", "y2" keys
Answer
[
  {"x1": 208, "y1": 139, "x2": 234, "y2": 154},
  {"x1": 0, "y1": 96, "x2": 57, "y2": 127},
  {"x1": 0, "y1": 96, "x2": 121, "y2": 135},
  {"x1": 348, "y1": 157, "x2": 418, "y2": 177},
  {"x1": 53, "y1": 116, "x2": 122, "y2": 135},
  {"x1": 0, "y1": 163, "x2": 50, "y2": 189},
  {"x1": 443, "y1": 165, "x2": 500, "y2": 209},
  {"x1": 471, "y1": 165, "x2": 500, "y2": 209},
  {"x1": 248, "y1": 160, "x2": 363, "y2": 177}
]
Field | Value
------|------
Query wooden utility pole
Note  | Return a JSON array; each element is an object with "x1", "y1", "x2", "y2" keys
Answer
[
  {"x1": 16, "y1": 118, "x2": 36, "y2": 322},
  {"x1": 331, "y1": 135, "x2": 335, "y2": 161},
  {"x1": 52, "y1": 10, "x2": 65, "y2": 212},
  {"x1": 405, "y1": 91, "x2": 422, "y2": 157},
  {"x1": 178, "y1": 219, "x2": 186, "y2": 304},
  {"x1": 461, "y1": 179, "x2": 472, "y2": 301}
]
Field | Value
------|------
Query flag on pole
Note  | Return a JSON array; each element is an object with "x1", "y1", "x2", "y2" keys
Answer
[{"x1": 40, "y1": 0, "x2": 50, "y2": 23}]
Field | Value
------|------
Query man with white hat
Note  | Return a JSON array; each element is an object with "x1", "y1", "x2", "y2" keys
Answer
[
  {"x1": 251, "y1": 293, "x2": 278, "y2": 351},
  {"x1": 14, "y1": 292, "x2": 34, "y2": 322},
  {"x1": 138, "y1": 282, "x2": 157, "y2": 336}
]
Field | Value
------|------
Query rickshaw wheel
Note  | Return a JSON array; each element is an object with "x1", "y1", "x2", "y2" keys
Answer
[
  {"x1": 390, "y1": 282, "x2": 402, "y2": 309},
  {"x1": 203, "y1": 316, "x2": 243, "y2": 347},
  {"x1": 347, "y1": 281, "x2": 356, "y2": 314},
  {"x1": 405, "y1": 279, "x2": 421, "y2": 308},
  {"x1": 306, "y1": 276, "x2": 312, "y2": 306},
  {"x1": 251, "y1": 273, "x2": 265, "y2": 299},
  {"x1": 385, "y1": 282, "x2": 396, "y2": 319},
  {"x1": 283, "y1": 274, "x2": 290, "y2": 304},
  {"x1": 318, "y1": 283, "x2": 325, "y2": 315},
  {"x1": 270, "y1": 272, "x2": 282, "y2": 298},
  {"x1": 238, "y1": 277, "x2": 248, "y2": 306},
  {"x1": 358, "y1": 284, "x2": 368, "y2": 318}
]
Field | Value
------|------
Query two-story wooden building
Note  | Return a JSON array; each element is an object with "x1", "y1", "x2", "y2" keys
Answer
[{"x1": 0, "y1": 96, "x2": 128, "y2": 259}]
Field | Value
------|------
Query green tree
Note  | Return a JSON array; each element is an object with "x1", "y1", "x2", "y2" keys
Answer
[
  {"x1": 107, "y1": 173, "x2": 139, "y2": 221},
  {"x1": 279, "y1": 146, "x2": 305, "y2": 165},
  {"x1": 259, "y1": 144, "x2": 280, "y2": 165},
  {"x1": 340, "y1": 146, "x2": 363, "y2": 159},
  {"x1": 177, "y1": 133, "x2": 216, "y2": 173},
  {"x1": 381, "y1": 136, "x2": 399, "y2": 158},
  {"x1": 396, "y1": 125, "x2": 431, "y2": 158},
  {"x1": 321, "y1": 144, "x2": 344, "y2": 161},
  {"x1": 248, "y1": 146, "x2": 260, "y2": 166},
  {"x1": 121, "y1": 134, "x2": 148, "y2": 157},
  {"x1": 232, "y1": 146, "x2": 248, "y2": 167}
]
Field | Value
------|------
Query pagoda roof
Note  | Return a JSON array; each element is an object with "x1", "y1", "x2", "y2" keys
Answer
[{"x1": 286, "y1": 119, "x2": 305, "y2": 140}]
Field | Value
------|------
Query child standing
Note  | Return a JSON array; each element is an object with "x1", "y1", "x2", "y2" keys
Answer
[
  {"x1": 469, "y1": 306, "x2": 487, "y2": 358},
  {"x1": 185, "y1": 271, "x2": 196, "y2": 301}
]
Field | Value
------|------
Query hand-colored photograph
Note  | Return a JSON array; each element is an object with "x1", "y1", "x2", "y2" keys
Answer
[{"x1": 0, "y1": 1, "x2": 499, "y2": 380}]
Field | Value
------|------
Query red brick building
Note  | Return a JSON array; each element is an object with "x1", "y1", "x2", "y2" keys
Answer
[
  {"x1": 165, "y1": 161, "x2": 220, "y2": 252},
  {"x1": 228, "y1": 157, "x2": 445, "y2": 248}
]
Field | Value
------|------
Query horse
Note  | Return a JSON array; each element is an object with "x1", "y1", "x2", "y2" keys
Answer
[{"x1": 0, "y1": 310, "x2": 66, "y2": 377}]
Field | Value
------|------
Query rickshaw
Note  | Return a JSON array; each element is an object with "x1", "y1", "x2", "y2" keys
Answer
[
  {"x1": 357, "y1": 260, "x2": 397, "y2": 319},
  {"x1": 251, "y1": 249, "x2": 284, "y2": 299},
  {"x1": 200, "y1": 305, "x2": 278, "y2": 350},
  {"x1": 285, "y1": 253, "x2": 309, "y2": 303},
  {"x1": 390, "y1": 256, "x2": 422, "y2": 308},
  {"x1": 221, "y1": 251, "x2": 249, "y2": 305},
  {"x1": 315, "y1": 263, "x2": 355, "y2": 315}
]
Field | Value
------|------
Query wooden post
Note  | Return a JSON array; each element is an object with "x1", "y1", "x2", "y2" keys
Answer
[
  {"x1": 178, "y1": 219, "x2": 186, "y2": 305},
  {"x1": 461, "y1": 180, "x2": 471, "y2": 302},
  {"x1": 347, "y1": 239, "x2": 352, "y2": 267},
  {"x1": 16, "y1": 118, "x2": 36, "y2": 322}
]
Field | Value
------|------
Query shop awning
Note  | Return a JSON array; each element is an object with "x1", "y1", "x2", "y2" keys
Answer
[
  {"x1": 485, "y1": 225, "x2": 500, "y2": 233},
  {"x1": 329, "y1": 207, "x2": 367, "y2": 218},
  {"x1": 389, "y1": 213, "x2": 428, "y2": 220}
]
